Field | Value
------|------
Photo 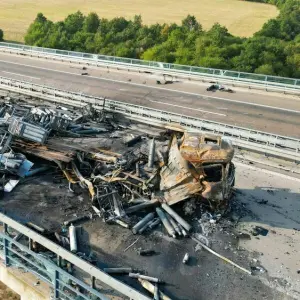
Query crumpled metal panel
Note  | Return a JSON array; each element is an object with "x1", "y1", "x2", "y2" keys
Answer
[
  {"x1": 180, "y1": 133, "x2": 234, "y2": 164},
  {"x1": 160, "y1": 136, "x2": 202, "y2": 205},
  {"x1": 9, "y1": 118, "x2": 49, "y2": 144}
]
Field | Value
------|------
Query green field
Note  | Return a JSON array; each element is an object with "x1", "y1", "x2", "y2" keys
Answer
[{"x1": 0, "y1": 0, "x2": 278, "y2": 42}]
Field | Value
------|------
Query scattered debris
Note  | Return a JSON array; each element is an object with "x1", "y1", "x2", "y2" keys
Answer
[
  {"x1": 4, "y1": 179, "x2": 19, "y2": 192},
  {"x1": 162, "y1": 203, "x2": 192, "y2": 232},
  {"x1": 26, "y1": 222, "x2": 46, "y2": 234},
  {"x1": 182, "y1": 253, "x2": 189, "y2": 264},
  {"x1": 191, "y1": 236, "x2": 252, "y2": 275},
  {"x1": 69, "y1": 224, "x2": 78, "y2": 253},
  {"x1": 138, "y1": 249, "x2": 156, "y2": 256},
  {"x1": 206, "y1": 84, "x2": 234, "y2": 93},
  {"x1": 250, "y1": 266, "x2": 267, "y2": 275},
  {"x1": 237, "y1": 232, "x2": 252, "y2": 240},
  {"x1": 63, "y1": 214, "x2": 91, "y2": 226},
  {"x1": 129, "y1": 273, "x2": 162, "y2": 283},
  {"x1": 138, "y1": 279, "x2": 172, "y2": 300},
  {"x1": 156, "y1": 207, "x2": 176, "y2": 238},
  {"x1": 257, "y1": 199, "x2": 268, "y2": 205},
  {"x1": 123, "y1": 238, "x2": 140, "y2": 252},
  {"x1": 252, "y1": 226, "x2": 269, "y2": 237},
  {"x1": 132, "y1": 213, "x2": 155, "y2": 234},
  {"x1": 0, "y1": 97, "x2": 241, "y2": 299}
]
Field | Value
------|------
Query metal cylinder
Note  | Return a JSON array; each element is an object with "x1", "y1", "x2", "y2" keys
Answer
[
  {"x1": 129, "y1": 273, "x2": 161, "y2": 283},
  {"x1": 182, "y1": 253, "x2": 189, "y2": 264},
  {"x1": 132, "y1": 213, "x2": 155, "y2": 234},
  {"x1": 138, "y1": 220, "x2": 154, "y2": 234},
  {"x1": 138, "y1": 279, "x2": 172, "y2": 300},
  {"x1": 154, "y1": 284, "x2": 159, "y2": 300},
  {"x1": 26, "y1": 222, "x2": 45, "y2": 234},
  {"x1": 104, "y1": 267, "x2": 133, "y2": 274},
  {"x1": 161, "y1": 203, "x2": 192, "y2": 232},
  {"x1": 166, "y1": 213, "x2": 182, "y2": 236},
  {"x1": 178, "y1": 223, "x2": 188, "y2": 237},
  {"x1": 156, "y1": 149, "x2": 164, "y2": 165},
  {"x1": 63, "y1": 215, "x2": 90, "y2": 226},
  {"x1": 13, "y1": 233, "x2": 24, "y2": 242},
  {"x1": 135, "y1": 162, "x2": 140, "y2": 177},
  {"x1": 148, "y1": 218, "x2": 160, "y2": 229},
  {"x1": 148, "y1": 138, "x2": 155, "y2": 168},
  {"x1": 125, "y1": 201, "x2": 157, "y2": 214},
  {"x1": 156, "y1": 208, "x2": 176, "y2": 238},
  {"x1": 69, "y1": 224, "x2": 78, "y2": 253},
  {"x1": 76, "y1": 129, "x2": 99, "y2": 135},
  {"x1": 114, "y1": 219, "x2": 129, "y2": 228}
]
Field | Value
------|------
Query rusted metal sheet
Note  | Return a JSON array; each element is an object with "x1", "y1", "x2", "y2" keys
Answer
[
  {"x1": 160, "y1": 134, "x2": 235, "y2": 206},
  {"x1": 160, "y1": 136, "x2": 202, "y2": 205},
  {"x1": 180, "y1": 133, "x2": 234, "y2": 164}
]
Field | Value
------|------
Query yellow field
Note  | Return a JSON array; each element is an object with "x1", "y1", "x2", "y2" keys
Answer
[{"x1": 0, "y1": 0, "x2": 278, "y2": 42}]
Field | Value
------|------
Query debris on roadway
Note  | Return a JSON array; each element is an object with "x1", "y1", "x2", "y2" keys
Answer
[
  {"x1": 0, "y1": 95, "x2": 262, "y2": 299},
  {"x1": 206, "y1": 84, "x2": 234, "y2": 93}
]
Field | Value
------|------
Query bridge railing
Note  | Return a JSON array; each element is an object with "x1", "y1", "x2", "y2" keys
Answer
[
  {"x1": 0, "y1": 75, "x2": 299, "y2": 162},
  {"x1": 0, "y1": 213, "x2": 150, "y2": 300},
  {"x1": 0, "y1": 42, "x2": 299, "y2": 92}
]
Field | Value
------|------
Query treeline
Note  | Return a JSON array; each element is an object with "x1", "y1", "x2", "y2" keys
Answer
[{"x1": 24, "y1": 0, "x2": 300, "y2": 78}]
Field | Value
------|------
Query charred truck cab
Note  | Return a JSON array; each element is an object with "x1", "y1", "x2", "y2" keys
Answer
[
  {"x1": 180, "y1": 133, "x2": 235, "y2": 205},
  {"x1": 160, "y1": 133, "x2": 235, "y2": 207}
]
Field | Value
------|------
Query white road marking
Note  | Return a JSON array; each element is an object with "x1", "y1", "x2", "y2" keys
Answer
[
  {"x1": 1, "y1": 70, "x2": 40, "y2": 80},
  {"x1": 149, "y1": 99, "x2": 226, "y2": 116},
  {"x1": 235, "y1": 161, "x2": 300, "y2": 183},
  {"x1": 0, "y1": 58, "x2": 299, "y2": 114}
]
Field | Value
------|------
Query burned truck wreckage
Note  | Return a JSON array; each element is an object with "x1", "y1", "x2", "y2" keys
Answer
[
  {"x1": 0, "y1": 99, "x2": 235, "y2": 216},
  {"x1": 0, "y1": 96, "x2": 243, "y2": 298}
]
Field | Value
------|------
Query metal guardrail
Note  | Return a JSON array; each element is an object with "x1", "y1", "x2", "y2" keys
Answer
[
  {"x1": 0, "y1": 42, "x2": 299, "y2": 93},
  {"x1": 0, "y1": 213, "x2": 150, "y2": 300},
  {"x1": 0, "y1": 75, "x2": 299, "y2": 161}
]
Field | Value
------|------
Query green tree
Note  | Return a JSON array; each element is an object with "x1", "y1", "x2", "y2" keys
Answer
[
  {"x1": 142, "y1": 43, "x2": 175, "y2": 62},
  {"x1": 182, "y1": 15, "x2": 202, "y2": 32},
  {"x1": 25, "y1": 13, "x2": 53, "y2": 46},
  {"x1": 23, "y1": 3, "x2": 300, "y2": 79},
  {"x1": 83, "y1": 12, "x2": 100, "y2": 33},
  {"x1": 254, "y1": 64, "x2": 275, "y2": 75},
  {"x1": 0, "y1": 29, "x2": 3, "y2": 41},
  {"x1": 64, "y1": 11, "x2": 85, "y2": 35}
]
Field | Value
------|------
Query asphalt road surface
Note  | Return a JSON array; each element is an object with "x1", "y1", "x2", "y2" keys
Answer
[{"x1": 0, "y1": 52, "x2": 299, "y2": 138}]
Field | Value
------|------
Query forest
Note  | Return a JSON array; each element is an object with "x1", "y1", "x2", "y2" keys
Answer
[{"x1": 2, "y1": 0, "x2": 299, "y2": 78}]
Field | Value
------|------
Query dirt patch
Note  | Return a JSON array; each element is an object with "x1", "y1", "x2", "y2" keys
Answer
[{"x1": 0, "y1": 282, "x2": 20, "y2": 300}]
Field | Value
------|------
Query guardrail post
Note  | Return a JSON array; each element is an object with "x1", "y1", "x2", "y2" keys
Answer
[
  {"x1": 28, "y1": 237, "x2": 33, "y2": 251},
  {"x1": 54, "y1": 270, "x2": 60, "y2": 299},
  {"x1": 57, "y1": 255, "x2": 61, "y2": 267},
  {"x1": 91, "y1": 275, "x2": 95, "y2": 289},
  {"x1": 3, "y1": 223, "x2": 9, "y2": 266}
]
